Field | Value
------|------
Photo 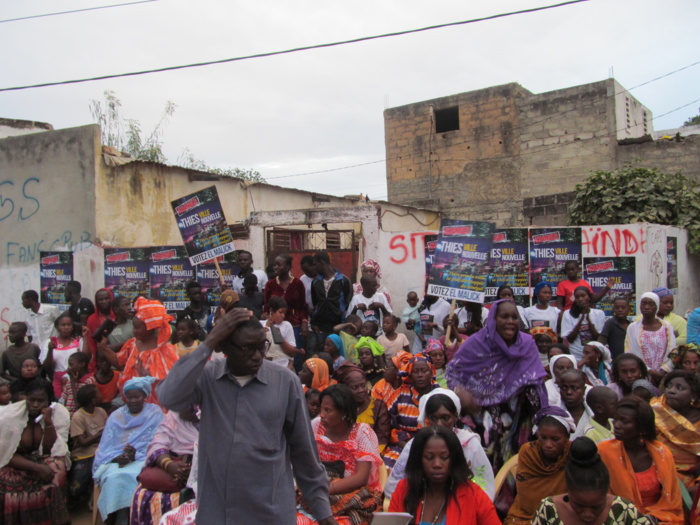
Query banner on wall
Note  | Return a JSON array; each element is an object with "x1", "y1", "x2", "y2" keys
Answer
[
  {"x1": 197, "y1": 252, "x2": 240, "y2": 307},
  {"x1": 424, "y1": 235, "x2": 438, "y2": 283},
  {"x1": 149, "y1": 246, "x2": 196, "y2": 313},
  {"x1": 667, "y1": 237, "x2": 678, "y2": 290},
  {"x1": 104, "y1": 248, "x2": 151, "y2": 303},
  {"x1": 529, "y1": 227, "x2": 582, "y2": 297},
  {"x1": 171, "y1": 186, "x2": 235, "y2": 265},
  {"x1": 427, "y1": 220, "x2": 495, "y2": 303},
  {"x1": 39, "y1": 251, "x2": 73, "y2": 311},
  {"x1": 486, "y1": 228, "x2": 530, "y2": 307},
  {"x1": 583, "y1": 257, "x2": 636, "y2": 316}
]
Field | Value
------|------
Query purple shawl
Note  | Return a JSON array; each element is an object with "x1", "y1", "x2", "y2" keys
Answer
[{"x1": 445, "y1": 299, "x2": 547, "y2": 406}]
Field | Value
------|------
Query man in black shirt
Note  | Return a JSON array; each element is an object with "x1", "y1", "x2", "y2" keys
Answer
[
  {"x1": 65, "y1": 280, "x2": 94, "y2": 330},
  {"x1": 177, "y1": 281, "x2": 211, "y2": 340}
]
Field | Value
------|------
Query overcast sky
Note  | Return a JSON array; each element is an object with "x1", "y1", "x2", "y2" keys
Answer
[{"x1": 1, "y1": 0, "x2": 698, "y2": 200}]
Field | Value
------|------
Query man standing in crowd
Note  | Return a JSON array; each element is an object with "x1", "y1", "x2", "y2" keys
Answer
[
  {"x1": 309, "y1": 251, "x2": 352, "y2": 354},
  {"x1": 300, "y1": 255, "x2": 316, "y2": 313},
  {"x1": 20, "y1": 290, "x2": 60, "y2": 349},
  {"x1": 178, "y1": 281, "x2": 211, "y2": 340},
  {"x1": 65, "y1": 280, "x2": 95, "y2": 329},
  {"x1": 158, "y1": 308, "x2": 336, "y2": 525},
  {"x1": 232, "y1": 250, "x2": 268, "y2": 294}
]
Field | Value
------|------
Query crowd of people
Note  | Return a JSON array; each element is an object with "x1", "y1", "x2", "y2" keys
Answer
[{"x1": 1, "y1": 251, "x2": 700, "y2": 525}]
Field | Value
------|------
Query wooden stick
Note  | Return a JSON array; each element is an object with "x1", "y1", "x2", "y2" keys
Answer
[
  {"x1": 212, "y1": 257, "x2": 226, "y2": 287},
  {"x1": 444, "y1": 298, "x2": 457, "y2": 347}
]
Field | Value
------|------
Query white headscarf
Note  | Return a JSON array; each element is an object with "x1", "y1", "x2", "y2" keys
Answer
[
  {"x1": 549, "y1": 354, "x2": 577, "y2": 370},
  {"x1": 641, "y1": 292, "x2": 660, "y2": 311},
  {"x1": 418, "y1": 388, "x2": 461, "y2": 427},
  {"x1": 584, "y1": 341, "x2": 612, "y2": 364}
]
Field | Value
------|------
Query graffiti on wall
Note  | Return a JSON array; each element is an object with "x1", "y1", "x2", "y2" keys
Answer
[
  {"x1": 581, "y1": 226, "x2": 647, "y2": 257},
  {"x1": 388, "y1": 231, "x2": 438, "y2": 264}
]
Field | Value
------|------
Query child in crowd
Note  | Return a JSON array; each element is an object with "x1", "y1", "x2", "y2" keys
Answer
[
  {"x1": 557, "y1": 369, "x2": 593, "y2": 439},
  {"x1": 68, "y1": 384, "x2": 107, "y2": 508},
  {"x1": 0, "y1": 381, "x2": 11, "y2": 405},
  {"x1": 545, "y1": 354, "x2": 575, "y2": 406},
  {"x1": 305, "y1": 388, "x2": 321, "y2": 419},
  {"x1": 608, "y1": 353, "x2": 648, "y2": 400},
  {"x1": 60, "y1": 352, "x2": 95, "y2": 415},
  {"x1": 1, "y1": 322, "x2": 41, "y2": 381},
  {"x1": 530, "y1": 327, "x2": 559, "y2": 370},
  {"x1": 357, "y1": 345, "x2": 384, "y2": 386},
  {"x1": 561, "y1": 287, "x2": 606, "y2": 361},
  {"x1": 238, "y1": 274, "x2": 264, "y2": 319},
  {"x1": 631, "y1": 378, "x2": 660, "y2": 402},
  {"x1": 372, "y1": 351, "x2": 411, "y2": 408},
  {"x1": 263, "y1": 296, "x2": 299, "y2": 369},
  {"x1": 174, "y1": 318, "x2": 200, "y2": 358},
  {"x1": 401, "y1": 291, "x2": 423, "y2": 345},
  {"x1": 41, "y1": 312, "x2": 84, "y2": 399},
  {"x1": 377, "y1": 315, "x2": 410, "y2": 358},
  {"x1": 598, "y1": 297, "x2": 630, "y2": 360},
  {"x1": 93, "y1": 351, "x2": 121, "y2": 412},
  {"x1": 524, "y1": 282, "x2": 560, "y2": 330},
  {"x1": 440, "y1": 314, "x2": 467, "y2": 362},
  {"x1": 346, "y1": 275, "x2": 392, "y2": 335},
  {"x1": 556, "y1": 259, "x2": 612, "y2": 311},
  {"x1": 9, "y1": 357, "x2": 42, "y2": 401},
  {"x1": 333, "y1": 314, "x2": 362, "y2": 364},
  {"x1": 668, "y1": 343, "x2": 700, "y2": 373},
  {"x1": 425, "y1": 340, "x2": 448, "y2": 388},
  {"x1": 323, "y1": 334, "x2": 346, "y2": 372},
  {"x1": 583, "y1": 386, "x2": 617, "y2": 443},
  {"x1": 356, "y1": 320, "x2": 386, "y2": 369}
]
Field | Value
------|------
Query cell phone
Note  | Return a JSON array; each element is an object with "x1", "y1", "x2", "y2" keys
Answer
[{"x1": 271, "y1": 326, "x2": 285, "y2": 345}]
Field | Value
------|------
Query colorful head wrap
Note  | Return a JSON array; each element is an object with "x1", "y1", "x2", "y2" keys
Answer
[
  {"x1": 632, "y1": 379, "x2": 660, "y2": 398},
  {"x1": 391, "y1": 350, "x2": 413, "y2": 370},
  {"x1": 356, "y1": 336, "x2": 385, "y2": 357},
  {"x1": 530, "y1": 326, "x2": 558, "y2": 344},
  {"x1": 360, "y1": 259, "x2": 382, "y2": 279},
  {"x1": 306, "y1": 358, "x2": 335, "y2": 391},
  {"x1": 123, "y1": 376, "x2": 157, "y2": 396},
  {"x1": 134, "y1": 297, "x2": 174, "y2": 345},
  {"x1": 418, "y1": 388, "x2": 461, "y2": 427},
  {"x1": 669, "y1": 344, "x2": 700, "y2": 370},
  {"x1": 424, "y1": 339, "x2": 445, "y2": 354},
  {"x1": 652, "y1": 287, "x2": 672, "y2": 298},
  {"x1": 334, "y1": 362, "x2": 366, "y2": 385},
  {"x1": 640, "y1": 292, "x2": 660, "y2": 311},
  {"x1": 533, "y1": 405, "x2": 576, "y2": 434},
  {"x1": 398, "y1": 353, "x2": 436, "y2": 384},
  {"x1": 533, "y1": 281, "x2": 554, "y2": 302},
  {"x1": 585, "y1": 341, "x2": 612, "y2": 364},
  {"x1": 326, "y1": 334, "x2": 346, "y2": 358}
]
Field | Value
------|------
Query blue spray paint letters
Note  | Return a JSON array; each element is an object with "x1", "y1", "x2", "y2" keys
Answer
[
  {"x1": 0, "y1": 177, "x2": 41, "y2": 222},
  {"x1": 6, "y1": 231, "x2": 92, "y2": 264}
]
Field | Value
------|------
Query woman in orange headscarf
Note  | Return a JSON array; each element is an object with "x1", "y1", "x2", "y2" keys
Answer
[
  {"x1": 100, "y1": 297, "x2": 179, "y2": 406},
  {"x1": 299, "y1": 357, "x2": 336, "y2": 393}
]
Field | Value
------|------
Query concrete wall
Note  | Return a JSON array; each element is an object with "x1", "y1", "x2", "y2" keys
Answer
[
  {"x1": 616, "y1": 135, "x2": 700, "y2": 182},
  {"x1": 0, "y1": 118, "x2": 53, "y2": 139},
  {"x1": 613, "y1": 79, "x2": 652, "y2": 140},
  {"x1": 0, "y1": 125, "x2": 101, "y2": 349}
]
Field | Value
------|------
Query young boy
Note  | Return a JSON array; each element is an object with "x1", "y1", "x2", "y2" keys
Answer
[
  {"x1": 558, "y1": 369, "x2": 593, "y2": 439},
  {"x1": 346, "y1": 275, "x2": 392, "y2": 335},
  {"x1": 582, "y1": 386, "x2": 617, "y2": 444},
  {"x1": 2, "y1": 322, "x2": 41, "y2": 381},
  {"x1": 238, "y1": 274, "x2": 264, "y2": 319},
  {"x1": 556, "y1": 259, "x2": 613, "y2": 311},
  {"x1": 599, "y1": 297, "x2": 630, "y2": 360},
  {"x1": 68, "y1": 384, "x2": 107, "y2": 507},
  {"x1": 60, "y1": 352, "x2": 95, "y2": 415},
  {"x1": 401, "y1": 291, "x2": 422, "y2": 337},
  {"x1": 262, "y1": 296, "x2": 299, "y2": 369}
]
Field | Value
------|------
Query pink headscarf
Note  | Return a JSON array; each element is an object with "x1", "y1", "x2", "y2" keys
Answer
[{"x1": 361, "y1": 259, "x2": 382, "y2": 279}]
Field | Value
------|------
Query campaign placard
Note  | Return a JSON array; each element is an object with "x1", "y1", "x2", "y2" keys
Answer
[
  {"x1": 529, "y1": 227, "x2": 582, "y2": 296},
  {"x1": 197, "y1": 252, "x2": 240, "y2": 307},
  {"x1": 104, "y1": 248, "x2": 151, "y2": 303},
  {"x1": 39, "y1": 251, "x2": 73, "y2": 311},
  {"x1": 486, "y1": 228, "x2": 530, "y2": 307},
  {"x1": 149, "y1": 246, "x2": 196, "y2": 313},
  {"x1": 424, "y1": 235, "x2": 438, "y2": 283},
  {"x1": 583, "y1": 257, "x2": 636, "y2": 316},
  {"x1": 171, "y1": 186, "x2": 235, "y2": 265},
  {"x1": 428, "y1": 220, "x2": 495, "y2": 303},
  {"x1": 667, "y1": 236, "x2": 678, "y2": 290}
]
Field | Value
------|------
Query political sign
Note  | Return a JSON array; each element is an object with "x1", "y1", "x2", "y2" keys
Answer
[
  {"x1": 39, "y1": 251, "x2": 73, "y2": 311},
  {"x1": 428, "y1": 220, "x2": 495, "y2": 303},
  {"x1": 486, "y1": 228, "x2": 530, "y2": 307},
  {"x1": 171, "y1": 186, "x2": 235, "y2": 265},
  {"x1": 583, "y1": 257, "x2": 636, "y2": 316},
  {"x1": 104, "y1": 247, "x2": 151, "y2": 303},
  {"x1": 197, "y1": 252, "x2": 241, "y2": 307},
  {"x1": 149, "y1": 246, "x2": 196, "y2": 313},
  {"x1": 529, "y1": 227, "x2": 582, "y2": 297},
  {"x1": 424, "y1": 235, "x2": 438, "y2": 283}
]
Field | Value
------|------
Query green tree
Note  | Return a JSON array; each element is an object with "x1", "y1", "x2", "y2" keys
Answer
[
  {"x1": 178, "y1": 149, "x2": 265, "y2": 183},
  {"x1": 90, "y1": 90, "x2": 175, "y2": 163},
  {"x1": 683, "y1": 110, "x2": 700, "y2": 127},
  {"x1": 568, "y1": 164, "x2": 700, "y2": 253}
]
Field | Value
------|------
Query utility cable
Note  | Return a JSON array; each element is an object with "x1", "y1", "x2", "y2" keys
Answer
[{"x1": 0, "y1": 0, "x2": 160, "y2": 24}]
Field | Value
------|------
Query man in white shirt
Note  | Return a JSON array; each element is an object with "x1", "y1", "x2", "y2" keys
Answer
[
  {"x1": 346, "y1": 275, "x2": 392, "y2": 335},
  {"x1": 20, "y1": 290, "x2": 60, "y2": 349},
  {"x1": 299, "y1": 255, "x2": 316, "y2": 313},
  {"x1": 410, "y1": 292, "x2": 451, "y2": 354},
  {"x1": 232, "y1": 251, "x2": 268, "y2": 294}
]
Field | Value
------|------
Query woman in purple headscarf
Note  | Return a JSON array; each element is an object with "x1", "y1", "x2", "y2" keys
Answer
[{"x1": 446, "y1": 300, "x2": 548, "y2": 473}]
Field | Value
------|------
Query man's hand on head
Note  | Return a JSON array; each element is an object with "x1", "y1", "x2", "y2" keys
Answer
[{"x1": 205, "y1": 308, "x2": 254, "y2": 350}]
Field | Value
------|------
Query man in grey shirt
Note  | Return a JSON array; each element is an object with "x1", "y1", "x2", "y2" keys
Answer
[{"x1": 158, "y1": 309, "x2": 336, "y2": 525}]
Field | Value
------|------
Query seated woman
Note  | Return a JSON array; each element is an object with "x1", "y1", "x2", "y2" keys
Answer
[
  {"x1": 0, "y1": 378, "x2": 71, "y2": 525},
  {"x1": 598, "y1": 396, "x2": 684, "y2": 524},
  {"x1": 504, "y1": 406, "x2": 574, "y2": 525},
  {"x1": 385, "y1": 388, "x2": 495, "y2": 501},
  {"x1": 579, "y1": 341, "x2": 612, "y2": 386},
  {"x1": 530, "y1": 326, "x2": 559, "y2": 370},
  {"x1": 608, "y1": 353, "x2": 649, "y2": 400},
  {"x1": 388, "y1": 426, "x2": 500, "y2": 525},
  {"x1": 651, "y1": 370, "x2": 700, "y2": 492},
  {"x1": 100, "y1": 298, "x2": 179, "y2": 405},
  {"x1": 335, "y1": 363, "x2": 390, "y2": 453},
  {"x1": 533, "y1": 436, "x2": 648, "y2": 524},
  {"x1": 131, "y1": 405, "x2": 199, "y2": 525},
  {"x1": 383, "y1": 353, "x2": 438, "y2": 468},
  {"x1": 625, "y1": 292, "x2": 676, "y2": 385},
  {"x1": 296, "y1": 384, "x2": 382, "y2": 525},
  {"x1": 668, "y1": 343, "x2": 700, "y2": 374},
  {"x1": 93, "y1": 377, "x2": 165, "y2": 524},
  {"x1": 299, "y1": 357, "x2": 336, "y2": 393},
  {"x1": 370, "y1": 351, "x2": 411, "y2": 407}
]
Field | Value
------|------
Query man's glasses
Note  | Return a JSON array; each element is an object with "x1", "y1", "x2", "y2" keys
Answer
[{"x1": 228, "y1": 340, "x2": 271, "y2": 357}]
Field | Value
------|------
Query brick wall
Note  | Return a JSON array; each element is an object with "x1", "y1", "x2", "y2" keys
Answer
[{"x1": 616, "y1": 135, "x2": 700, "y2": 182}]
